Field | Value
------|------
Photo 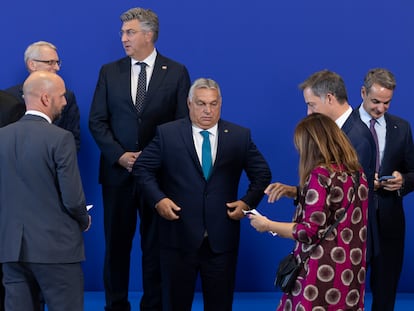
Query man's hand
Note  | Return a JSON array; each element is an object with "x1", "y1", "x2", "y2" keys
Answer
[
  {"x1": 84, "y1": 215, "x2": 92, "y2": 232},
  {"x1": 226, "y1": 200, "x2": 249, "y2": 220},
  {"x1": 118, "y1": 151, "x2": 141, "y2": 172},
  {"x1": 264, "y1": 182, "x2": 297, "y2": 203},
  {"x1": 155, "y1": 198, "x2": 181, "y2": 220},
  {"x1": 375, "y1": 171, "x2": 404, "y2": 192}
]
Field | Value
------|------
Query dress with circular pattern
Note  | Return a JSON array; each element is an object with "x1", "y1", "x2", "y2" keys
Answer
[{"x1": 277, "y1": 165, "x2": 368, "y2": 311}]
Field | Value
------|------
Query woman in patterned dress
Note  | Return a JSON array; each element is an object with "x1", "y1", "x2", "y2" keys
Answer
[{"x1": 249, "y1": 113, "x2": 368, "y2": 310}]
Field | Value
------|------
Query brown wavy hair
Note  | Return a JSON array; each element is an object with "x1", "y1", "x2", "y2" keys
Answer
[{"x1": 294, "y1": 113, "x2": 361, "y2": 186}]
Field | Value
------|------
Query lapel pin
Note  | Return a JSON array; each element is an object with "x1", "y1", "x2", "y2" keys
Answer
[
  {"x1": 224, "y1": 129, "x2": 229, "y2": 133},
  {"x1": 162, "y1": 65, "x2": 167, "y2": 70}
]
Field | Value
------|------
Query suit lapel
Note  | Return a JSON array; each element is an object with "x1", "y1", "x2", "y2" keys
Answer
[
  {"x1": 381, "y1": 114, "x2": 398, "y2": 173},
  {"x1": 179, "y1": 120, "x2": 204, "y2": 176},
  {"x1": 146, "y1": 53, "x2": 168, "y2": 100},
  {"x1": 213, "y1": 120, "x2": 231, "y2": 175}
]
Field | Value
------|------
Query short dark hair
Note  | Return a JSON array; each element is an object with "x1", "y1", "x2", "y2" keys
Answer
[{"x1": 299, "y1": 70, "x2": 348, "y2": 104}]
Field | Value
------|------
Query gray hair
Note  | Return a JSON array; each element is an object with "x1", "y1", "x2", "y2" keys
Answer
[
  {"x1": 188, "y1": 78, "x2": 222, "y2": 102},
  {"x1": 299, "y1": 70, "x2": 348, "y2": 104},
  {"x1": 120, "y1": 7, "x2": 159, "y2": 43},
  {"x1": 24, "y1": 41, "x2": 57, "y2": 64}
]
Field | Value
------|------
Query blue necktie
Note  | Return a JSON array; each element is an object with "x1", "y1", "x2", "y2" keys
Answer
[
  {"x1": 369, "y1": 118, "x2": 380, "y2": 172},
  {"x1": 200, "y1": 130, "x2": 212, "y2": 179},
  {"x1": 135, "y1": 62, "x2": 147, "y2": 113}
]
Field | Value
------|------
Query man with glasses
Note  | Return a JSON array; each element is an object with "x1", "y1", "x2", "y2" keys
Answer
[
  {"x1": 5, "y1": 41, "x2": 81, "y2": 151},
  {"x1": 89, "y1": 7, "x2": 190, "y2": 311}
]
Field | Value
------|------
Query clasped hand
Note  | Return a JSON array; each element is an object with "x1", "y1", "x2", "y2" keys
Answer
[
  {"x1": 118, "y1": 151, "x2": 141, "y2": 172},
  {"x1": 374, "y1": 171, "x2": 403, "y2": 191}
]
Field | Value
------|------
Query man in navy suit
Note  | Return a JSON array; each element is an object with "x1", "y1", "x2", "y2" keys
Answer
[
  {"x1": 5, "y1": 41, "x2": 81, "y2": 151},
  {"x1": 89, "y1": 7, "x2": 190, "y2": 311},
  {"x1": 358, "y1": 68, "x2": 414, "y2": 311},
  {"x1": 265, "y1": 70, "x2": 378, "y2": 261},
  {"x1": 0, "y1": 71, "x2": 91, "y2": 311},
  {"x1": 133, "y1": 78, "x2": 271, "y2": 311}
]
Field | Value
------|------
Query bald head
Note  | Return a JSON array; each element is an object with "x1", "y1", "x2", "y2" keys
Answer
[{"x1": 23, "y1": 71, "x2": 67, "y2": 121}]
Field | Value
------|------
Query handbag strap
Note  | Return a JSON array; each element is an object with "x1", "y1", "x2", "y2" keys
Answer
[{"x1": 298, "y1": 171, "x2": 360, "y2": 265}]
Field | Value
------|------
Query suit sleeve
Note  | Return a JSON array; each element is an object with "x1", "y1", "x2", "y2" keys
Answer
[
  {"x1": 240, "y1": 131, "x2": 272, "y2": 208},
  {"x1": 55, "y1": 131, "x2": 89, "y2": 230},
  {"x1": 89, "y1": 66, "x2": 126, "y2": 165},
  {"x1": 133, "y1": 128, "x2": 167, "y2": 206},
  {"x1": 401, "y1": 124, "x2": 414, "y2": 195}
]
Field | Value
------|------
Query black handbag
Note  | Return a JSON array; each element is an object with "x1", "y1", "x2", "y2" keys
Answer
[
  {"x1": 274, "y1": 172, "x2": 359, "y2": 293},
  {"x1": 274, "y1": 253, "x2": 302, "y2": 293}
]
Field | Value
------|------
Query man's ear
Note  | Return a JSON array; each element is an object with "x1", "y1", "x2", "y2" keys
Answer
[
  {"x1": 326, "y1": 93, "x2": 334, "y2": 105},
  {"x1": 40, "y1": 93, "x2": 50, "y2": 107},
  {"x1": 361, "y1": 86, "x2": 367, "y2": 99},
  {"x1": 27, "y1": 60, "x2": 36, "y2": 72}
]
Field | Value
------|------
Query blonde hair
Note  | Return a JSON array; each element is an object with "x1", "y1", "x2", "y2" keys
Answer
[{"x1": 294, "y1": 113, "x2": 361, "y2": 186}]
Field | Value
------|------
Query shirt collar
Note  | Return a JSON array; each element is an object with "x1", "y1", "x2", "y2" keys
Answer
[
  {"x1": 192, "y1": 124, "x2": 218, "y2": 136},
  {"x1": 130, "y1": 48, "x2": 157, "y2": 68},
  {"x1": 359, "y1": 104, "x2": 385, "y2": 126},
  {"x1": 335, "y1": 106, "x2": 353, "y2": 128},
  {"x1": 25, "y1": 110, "x2": 52, "y2": 123}
]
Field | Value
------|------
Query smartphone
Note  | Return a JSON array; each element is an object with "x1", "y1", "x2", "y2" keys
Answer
[{"x1": 378, "y1": 175, "x2": 395, "y2": 182}]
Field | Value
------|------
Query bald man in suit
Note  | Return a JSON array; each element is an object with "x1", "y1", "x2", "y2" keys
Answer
[{"x1": 0, "y1": 71, "x2": 91, "y2": 311}]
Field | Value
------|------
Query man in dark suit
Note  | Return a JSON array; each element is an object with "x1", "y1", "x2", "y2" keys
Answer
[
  {"x1": 133, "y1": 78, "x2": 271, "y2": 311},
  {"x1": 358, "y1": 68, "x2": 414, "y2": 311},
  {"x1": 0, "y1": 71, "x2": 91, "y2": 311},
  {"x1": 5, "y1": 41, "x2": 81, "y2": 151},
  {"x1": 88, "y1": 7, "x2": 190, "y2": 311},
  {"x1": 265, "y1": 70, "x2": 378, "y2": 261},
  {"x1": 0, "y1": 90, "x2": 25, "y2": 311}
]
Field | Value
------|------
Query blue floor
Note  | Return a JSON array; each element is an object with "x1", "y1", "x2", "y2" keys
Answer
[{"x1": 83, "y1": 291, "x2": 414, "y2": 310}]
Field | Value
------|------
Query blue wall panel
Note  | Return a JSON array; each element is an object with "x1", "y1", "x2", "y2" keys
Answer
[{"x1": 1, "y1": 0, "x2": 413, "y2": 292}]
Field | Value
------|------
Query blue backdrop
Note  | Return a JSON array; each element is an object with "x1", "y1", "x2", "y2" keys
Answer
[{"x1": 1, "y1": 0, "x2": 413, "y2": 292}]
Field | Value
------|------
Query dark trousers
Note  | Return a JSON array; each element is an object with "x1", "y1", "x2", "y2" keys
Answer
[
  {"x1": 102, "y1": 184, "x2": 161, "y2": 311},
  {"x1": 0, "y1": 265, "x2": 4, "y2": 311},
  {"x1": 160, "y1": 238, "x2": 238, "y2": 311},
  {"x1": 2, "y1": 262, "x2": 83, "y2": 311},
  {"x1": 370, "y1": 236, "x2": 404, "y2": 311},
  {"x1": 1, "y1": 265, "x2": 45, "y2": 311}
]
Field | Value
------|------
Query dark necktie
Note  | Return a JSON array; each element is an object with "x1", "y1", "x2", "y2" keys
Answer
[
  {"x1": 200, "y1": 130, "x2": 212, "y2": 179},
  {"x1": 369, "y1": 118, "x2": 380, "y2": 172},
  {"x1": 135, "y1": 62, "x2": 147, "y2": 113}
]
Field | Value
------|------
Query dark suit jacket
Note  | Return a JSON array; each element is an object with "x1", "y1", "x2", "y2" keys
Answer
[
  {"x1": 342, "y1": 108, "x2": 379, "y2": 261},
  {"x1": 5, "y1": 84, "x2": 81, "y2": 150},
  {"x1": 0, "y1": 90, "x2": 25, "y2": 127},
  {"x1": 134, "y1": 118, "x2": 272, "y2": 253},
  {"x1": 0, "y1": 115, "x2": 89, "y2": 263},
  {"x1": 89, "y1": 52, "x2": 190, "y2": 186},
  {"x1": 375, "y1": 113, "x2": 414, "y2": 238}
]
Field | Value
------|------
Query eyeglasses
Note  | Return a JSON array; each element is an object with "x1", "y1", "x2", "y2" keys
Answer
[
  {"x1": 32, "y1": 59, "x2": 62, "y2": 67},
  {"x1": 119, "y1": 29, "x2": 143, "y2": 38}
]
